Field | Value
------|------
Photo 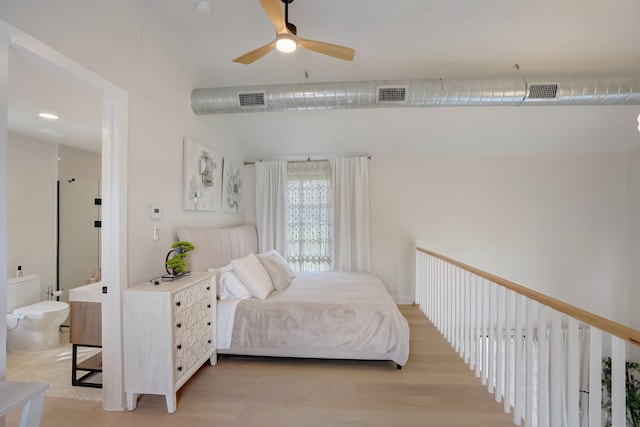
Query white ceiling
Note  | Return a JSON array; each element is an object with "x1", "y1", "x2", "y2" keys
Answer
[
  {"x1": 144, "y1": 0, "x2": 640, "y2": 157},
  {"x1": 146, "y1": 0, "x2": 640, "y2": 88},
  {"x1": 7, "y1": 0, "x2": 640, "y2": 155},
  {"x1": 8, "y1": 50, "x2": 102, "y2": 153}
]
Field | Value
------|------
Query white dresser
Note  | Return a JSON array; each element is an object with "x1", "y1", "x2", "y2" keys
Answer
[{"x1": 123, "y1": 272, "x2": 216, "y2": 413}]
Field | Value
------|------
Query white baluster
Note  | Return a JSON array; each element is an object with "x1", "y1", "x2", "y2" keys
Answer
[
  {"x1": 549, "y1": 311, "x2": 562, "y2": 427},
  {"x1": 525, "y1": 298, "x2": 535, "y2": 427},
  {"x1": 422, "y1": 253, "x2": 427, "y2": 315},
  {"x1": 438, "y1": 258, "x2": 444, "y2": 331},
  {"x1": 436, "y1": 259, "x2": 442, "y2": 331},
  {"x1": 454, "y1": 267, "x2": 460, "y2": 352},
  {"x1": 504, "y1": 289, "x2": 513, "y2": 414},
  {"x1": 482, "y1": 278, "x2": 489, "y2": 386},
  {"x1": 488, "y1": 283, "x2": 496, "y2": 394},
  {"x1": 469, "y1": 275, "x2": 475, "y2": 365},
  {"x1": 514, "y1": 294, "x2": 524, "y2": 425},
  {"x1": 457, "y1": 268, "x2": 463, "y2": 354},
  {"x1": 445, "y1": 263, "x2": 451, "y2": 342},
  {"x1": 418, "y1": 252, "x2": 424, "y2": 313},
  {"x1": 538, "y1": 305, "x2": 549, "y2": 427},
  {"x1": 475, "y1": 275, "x2": 483, "y2": 379},
  {"x1": 588, "y1": 327, "x2": 602, "y2": 427},
  {"x1": 428, "y1": 255, "x2": 432, "y2": 316},
  {"x1": 463, "y1": 271, "x2": 469, "y2": 361},
  {"x1": 567, "y1": 317, "x2": 579, "y2": 427},
  {"x1": 415, "y1": 252, "x2": 420, "y2": 311},
  {"x1": 611, "y1": 336, "x2": 626, "y2": 427},
  {"x1": 496, "y1": 286, "x2": 504, "y2": 403},
  {"x1": 435, "y1": 257, "x2": 439, "y2": 321}
]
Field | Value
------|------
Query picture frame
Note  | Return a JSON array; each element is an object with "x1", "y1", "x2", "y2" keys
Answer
[
  {"x1": 182, "y1": 138, "x2": 220, "y2": 211},
  {"x1": 221, "y1": 157, "x2": 243, "y2": 213}
]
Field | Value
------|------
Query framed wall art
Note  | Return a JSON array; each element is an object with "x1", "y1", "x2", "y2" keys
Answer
[
  {"x1": 183, "y1": 138, "x2": 220, "y2": 211},
  {"x1": 221, "y1": 157, "x2": 243, "y2": 213}
]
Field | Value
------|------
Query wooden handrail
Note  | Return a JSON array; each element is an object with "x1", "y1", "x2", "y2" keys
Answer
[{"x1": 417, "y1": 247, "x2": 640, "y2": 347}]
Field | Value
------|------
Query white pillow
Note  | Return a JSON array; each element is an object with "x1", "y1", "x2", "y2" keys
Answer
[
  {"x1": 231, "y1": 253, "x2": 274, "y2": 300},
  {"x1": 208, "y1": 263, "x2": 234, "y2": 298},
  {"x1": 265, "y1": 249, "x2": 296, "y2": 279},
  {"x1": 220, "y1": 270, "x2": 253, "y2": 300},
  {"x1": 257, "y1": 253, "x2": 295, "y2": 292}
]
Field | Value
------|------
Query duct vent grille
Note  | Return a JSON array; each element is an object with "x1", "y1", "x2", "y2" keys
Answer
[
  {"x1": 527, "y1": 84, "x2": 558, "y2": 100},
  {"x1": 238, "y1": 92, "x2": 266, "y2": 108},
  {"x1": 377, "y1": 86, "x2": 407, "y2": 103}
]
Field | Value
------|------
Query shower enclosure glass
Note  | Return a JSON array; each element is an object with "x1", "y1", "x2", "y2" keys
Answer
[{"x1": 57, "y1": 179, "x2": 101, "y2": 304}]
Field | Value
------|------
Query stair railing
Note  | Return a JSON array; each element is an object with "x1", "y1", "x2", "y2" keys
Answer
[{"x1": 415, "y1": 245, "x2": 640, "y2": 427}]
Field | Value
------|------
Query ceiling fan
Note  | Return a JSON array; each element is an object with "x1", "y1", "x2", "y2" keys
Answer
[{"x1": 232, "y1": 0, "x2": 355, "y2": 64}]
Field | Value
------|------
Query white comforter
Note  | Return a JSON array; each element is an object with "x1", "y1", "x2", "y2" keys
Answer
[{"x1": 217, "y1": 271, "x2": 410, "y2": 366}]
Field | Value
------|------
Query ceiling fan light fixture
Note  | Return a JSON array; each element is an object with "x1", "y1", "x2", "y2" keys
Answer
[{"x1": 275, "y1": 34, "x2": 297, "y2": 53}]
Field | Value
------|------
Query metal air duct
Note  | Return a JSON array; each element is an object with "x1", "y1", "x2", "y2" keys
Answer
[{"x1": 191, "y1": 76, "x2": 640, "y2": 115}]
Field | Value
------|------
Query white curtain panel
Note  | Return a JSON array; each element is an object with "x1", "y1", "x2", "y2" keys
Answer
[
  {"x1": 330, "y1": 156, "x2": 371, "y2": 272},
  {"x1": 255, "y1": 160, "x2": 288, "y2": 255}
]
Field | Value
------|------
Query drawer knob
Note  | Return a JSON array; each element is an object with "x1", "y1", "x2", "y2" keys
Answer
[
  {"x1": 177, "y1": 344, "x2": 182, "y2": 350},
  {"x1": 177, "y1": 366, "x2": 183, "y2": 372},
  {"x1": 206, "y1": 286, "x2": 211, "y2": 291},
  {"x1": 207, "y1": 304, "x2": 211, "y2": 308},
  {"x1": 207, "y1": 321, "x2": 211, "y2": 326},
  {"x1": 208, "y1": 340, "x2": 212, "y2": 344},
  {"x1": 176, "y1": 322, "x2": 182, "y2": 328},
  {"x1": 176, "y1": 301, "x2": 181, "y2": 307}
]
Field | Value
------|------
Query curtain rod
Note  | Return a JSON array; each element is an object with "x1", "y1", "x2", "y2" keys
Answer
[{"x1": 244, "y1": 155, "x2": 371, "y2": 166}]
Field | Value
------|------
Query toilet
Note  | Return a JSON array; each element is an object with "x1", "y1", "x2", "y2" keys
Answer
[{"x1": 6, "y1": 274, "x2": 70, "y2": 352}]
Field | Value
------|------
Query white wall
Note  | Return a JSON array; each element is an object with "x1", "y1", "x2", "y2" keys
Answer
[
  {"x1": 242, "y1": 151, "x2": 628, "y2": 322},
  {"x1": 57, "y1": 144, "x2": 100, "y2": 182},
  {"x1": 7, "y1": 132, "x2": 56, "y2": 294},
  {"x1": 627, "y1": 145, "x2": 640, "y2": 331},
  {"x1": 0, "y1": 0, "x2": 245, "y2": 286},
  {"x1": 370, "y1": 153, "x2": 628, "y2": 322}
]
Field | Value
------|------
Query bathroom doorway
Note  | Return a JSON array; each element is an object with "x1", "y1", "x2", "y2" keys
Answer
[{"x1": 1, "y1": 19, "x2": 129, "y2": 410}]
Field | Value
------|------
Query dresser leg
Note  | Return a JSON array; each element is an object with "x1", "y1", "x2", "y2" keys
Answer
[
  {"x1": 165, "y1": 393, "x2": 177, "y2": 413},
  {"x1": 209, "y1": 351, "x2": 217, "y2": 366},
  {"x1": 126, "y1": 392, "x2": 138, "y2": 410}
]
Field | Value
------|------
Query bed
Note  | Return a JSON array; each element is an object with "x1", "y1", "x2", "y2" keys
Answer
[{"x1": 177, "y1": 224, "x2": 409, "y2": 368}]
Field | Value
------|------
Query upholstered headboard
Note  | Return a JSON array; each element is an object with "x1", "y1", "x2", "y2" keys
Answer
[{"x1": 177, "y1": 224, "x2": 258, "y2": 271}]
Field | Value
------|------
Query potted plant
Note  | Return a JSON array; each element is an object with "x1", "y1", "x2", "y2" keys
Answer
[
  {"x1": 165, "y1": 241, "x2": 194, "y2": 277},
  {"x1": 602, "y1": 356, "x2": 640, "y2": 427}
]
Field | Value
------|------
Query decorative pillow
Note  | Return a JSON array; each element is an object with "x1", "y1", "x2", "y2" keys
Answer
[
  {"x1": 265, "y1": 249, "x2": 296, "y2": 279},
  {"x1": 257, "y1": 253, "x2": 295, "y2": 292},
  {"x1": 208, "y1": 263, "x2": 234, "y2": 298},
  {"x1": 220, "y1": 270, "x2": 253, "y2": 300},
  {"x1": 231, "y1": 253, "x2": 274, "y2": 300}
]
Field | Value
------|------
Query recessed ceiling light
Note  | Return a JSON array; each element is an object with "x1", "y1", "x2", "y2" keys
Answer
[{"x1": 39, "y1": 112, "x2": 59, "y2": 120}]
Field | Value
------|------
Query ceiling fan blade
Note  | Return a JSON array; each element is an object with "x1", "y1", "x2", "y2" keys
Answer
[
  {"x1": 232, "y1": 41, "x2": 276, "y2": 64},
  {"x1": 259, "y1": 0, "x2": 286, "y2": 33},
  {"x1": 298, "y1": 38, "x2": 355, "y2": 61}
]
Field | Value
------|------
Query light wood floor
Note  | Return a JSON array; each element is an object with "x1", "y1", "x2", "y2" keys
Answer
[{"x1": 6, "y1": 305, "x2": 515, "y2": 427}]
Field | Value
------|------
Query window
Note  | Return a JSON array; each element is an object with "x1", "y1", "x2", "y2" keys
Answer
[{"x1": 286, "y1": 160, "x2": 332, "y2": 272}]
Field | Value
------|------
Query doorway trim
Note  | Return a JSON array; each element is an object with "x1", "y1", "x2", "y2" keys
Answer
[{"x1": 0, "y1": 19, "x2": 128, "y2": 410}]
